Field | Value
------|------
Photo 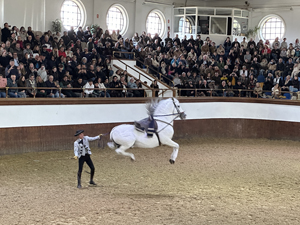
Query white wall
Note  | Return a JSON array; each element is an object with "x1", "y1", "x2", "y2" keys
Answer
[
  {"x1": 0, "y1": 0, "x2": 94, "y2": 32},
  {"x1": 1, "y1": 102, "x2": 300, "y2": 128},
  {"x1": 93, "y1": 0, "x2": 172, "y2": 39},
  {"x1": 249, "y1": 8, "x2": 300, "y2": 43},
  {"x1": 0, "y1": 0, "x2": 172, "y2": 40},
  {"x1": 0, "y1": 0, "x2": 299, "y2": 43}
]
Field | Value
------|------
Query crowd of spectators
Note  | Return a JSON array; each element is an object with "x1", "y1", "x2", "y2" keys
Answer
[
  {"x1": 0, "y1": 23, "x2": 146, "y2": 98},
  {"x1": 1, "y1": 21, "x2": 299, "y2": 99},
  {"x1": 136, "y1": 34, "x2": 300, "y2": 99}
]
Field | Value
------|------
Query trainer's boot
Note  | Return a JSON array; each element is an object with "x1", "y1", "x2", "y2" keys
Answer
[
  {"x1": 89, "y1": 170, "x2": 96, "y2": 185},
  {"x1": 77, "y1": 173, "x2": 82, "y2": 188}
]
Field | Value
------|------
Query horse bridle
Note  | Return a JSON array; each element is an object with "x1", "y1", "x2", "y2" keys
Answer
[{"x1": 154, "y1": 98, "x2": 185, "y2": 133}]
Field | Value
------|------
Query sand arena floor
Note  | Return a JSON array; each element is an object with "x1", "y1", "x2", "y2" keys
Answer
[{"x1": 1, "y1": 138, "x2": 300, "y2": 225}]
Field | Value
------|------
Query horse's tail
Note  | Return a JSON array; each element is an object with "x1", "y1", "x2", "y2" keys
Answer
[
  {"x1": 107, "y1": 126, "x2": 119, "y2": 149},
  {"x1": 107, "y1": 141, "x2": 116, "y2": 149}
]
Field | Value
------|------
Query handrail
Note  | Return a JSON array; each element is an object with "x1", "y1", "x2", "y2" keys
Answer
[
  {"x1": 176, "y1": 88, "x2": 295, "y2": 99},
  {"x1": 2, "y1": 86, "x2": 173, "y2": 98},
  {"x1": 113, "y1": 64, "x2": 160, "y2": 97},
  {"x1": 1, "y1": 86, "x2": 296, "y2": 99},
  {"x1": 112, "y1": 51, "x2": 135, "y2": 59},
  {"x1": 113, "y1": 64, "x2": 152, "y2": 89},
  {"x1": 112, "y1": 58, "x2": 160, "y2": 85},
  {"x1": 133, "y1": 64, "x2": 173, "y2": 89},
  {"x1": 135, "y1": 57, "x2": 174, "y2": 85}
]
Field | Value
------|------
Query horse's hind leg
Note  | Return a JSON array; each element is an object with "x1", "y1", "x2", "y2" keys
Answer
[{"x1": 115, "y1": 146, "x2": 136, "y2": 161}]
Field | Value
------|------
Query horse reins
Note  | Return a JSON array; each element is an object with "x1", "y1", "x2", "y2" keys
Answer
[{"x1": 154, "y1": 98, "x2": 183, "y2": 133}]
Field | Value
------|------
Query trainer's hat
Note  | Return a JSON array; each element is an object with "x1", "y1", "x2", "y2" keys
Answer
[{"x1": 74, "y1": 130, "x2": 84, "y2": 136}]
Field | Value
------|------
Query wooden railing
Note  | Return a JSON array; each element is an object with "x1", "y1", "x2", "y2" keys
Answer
[{"x1": 2, "y1": 86, "x2": 296, "y2": 100}]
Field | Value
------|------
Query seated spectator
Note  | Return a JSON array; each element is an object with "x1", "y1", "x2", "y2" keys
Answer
[
  {"x1": 25, "y1": 74, "x2": 37, "y2": 97},
  {"x1": 234, "y1": 80, "x2": 246, "y2": 97},
  {"x1": 287, "y1": 44, "x2": 295, "y2": 58},
  {"x1": 45, "y1": 75, "x2": 62, "y2": 98},
  {"x1": 253, "y1": 82, "x2": 263, "y2": 98},
  {"x1": 17, "y1": 75, "x2": 27, "y2": 98},
  {"x1": 289, "y1": 75, "x2": 299, "y2": 92},
  {"x1": 36, "y1": 75, "x2": 47, "y2": 98},
  {"x1": 281, "y1": 75, "x2": 292, "y2": 93},
  {"x1": 37, "y1": 64, "x2": 47, "y2": 82},
  {"x1": 135, "y1": 79, "x2": 145, "y2": 97},
  {"x1": 7, "y1": 74, "x2": 22, "y2": 98},
  {"x1": 72, "y1": 77, "x2": 84, "y2": 97},
  {"x1": 5, "y1": 59, "x2": 19, "y2": 79},
  {"x1": 272, "y1": 83, "x2": 281, "y2": 99},
  {"x1": 109, "y1": 75, "x2": 122, "y2": 97},
  {"x1": 94, "y1": 77, "x2": 110, "y2": 97},
  {"x1": 218, "y1": 80, "x2": 228, "y2": 97},
  {"x1": 185, "y1": 80, "x2": 195, "y2": 97},
  {"x1": 0, "y1": 74, "x2": 7, "y2": 98},
  {"x1": 83, "y1": 78, "x2": 97, "y2": 97},
  {"x1": 60, "y1": 75, "x2": 77, "y2": 97},
  {"x1": 119, "y1": 75, "x2": 133, "y2": 97}
]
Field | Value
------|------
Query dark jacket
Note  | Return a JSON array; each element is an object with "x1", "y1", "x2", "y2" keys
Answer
[{"x1": 45, "y1": 80, "x2": 58, "y2": 95}]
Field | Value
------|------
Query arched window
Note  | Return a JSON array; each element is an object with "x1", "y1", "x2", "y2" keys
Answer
[
  {"x1": 106, "y1": 5, "x2": 128, "y2": 35},
  {"x1": 259, "y1": 15, "x2": 285, "y2": 43},
  {"x1": 179, "y1": 17, "x2": 192, "y2": 34},
  {"x1": 146, "y1": 10, "x2": 165, "y2": 37},
  {"x1": 61, "y1": 0, "x2": 86, "y2": 30}
]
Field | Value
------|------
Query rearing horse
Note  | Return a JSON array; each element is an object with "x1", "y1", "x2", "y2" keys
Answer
[{"x1": 107, "y1": 98, "x2": 186, "y2": 164}]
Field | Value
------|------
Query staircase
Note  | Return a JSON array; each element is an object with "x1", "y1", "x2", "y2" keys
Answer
[{"x1": 112, "y1": 59, "x2": 175, "y2": 97}]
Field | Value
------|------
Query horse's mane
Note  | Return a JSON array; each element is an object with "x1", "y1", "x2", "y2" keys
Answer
[{"x1": 146, "y1": 98, "x2": 162, "y2": 116}]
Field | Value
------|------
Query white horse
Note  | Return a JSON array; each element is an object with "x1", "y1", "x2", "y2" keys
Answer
[{"x1": 107, "y1": 98, "x2": 186, "y2": 164}]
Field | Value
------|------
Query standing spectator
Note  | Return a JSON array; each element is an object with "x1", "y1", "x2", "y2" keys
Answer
[
  {"x1": 27, "y1": 27, "x2": 35, "y2": 40},
  {"x1": 1, "y1": 23, "x2": 11, "y2": 43},
  {"x1": 150, "y1": 79, "x2": 159, "y2": 97}
]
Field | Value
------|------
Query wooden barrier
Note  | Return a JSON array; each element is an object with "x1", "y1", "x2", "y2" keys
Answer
[{"x1": 0, "y1": 98, "x2": 300, "y2": 155}]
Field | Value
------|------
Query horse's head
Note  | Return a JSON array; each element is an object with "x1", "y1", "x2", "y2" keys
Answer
[{"x1": 171, "y1": 98, "x2": 186, "y2": 120}]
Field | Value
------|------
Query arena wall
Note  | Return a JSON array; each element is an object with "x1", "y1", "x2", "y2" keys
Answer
[{"x1": 1, "y1": 98, "x2": 300, "y2": 155}]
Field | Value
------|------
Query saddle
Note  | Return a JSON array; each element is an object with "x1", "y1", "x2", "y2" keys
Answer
[{"x1": 134, "y1": 116, "x2": 158, "y2": 137}]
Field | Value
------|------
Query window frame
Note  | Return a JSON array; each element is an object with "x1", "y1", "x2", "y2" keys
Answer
[
  {"x1": 146, "y1": 9, "x2": 166, "y2": 38},
  {"x1": 60, "y1": 0, "x2": 86, "y2": 31},
  {"x1": 178, "y1": 17, "x2": 193, "y2": 34},
  {"x1": 106, "y1": 4, "x2": 129, "y2": 36},
  {"x1": 258, "y1": 14, "x2": 286, "y2": 43}
]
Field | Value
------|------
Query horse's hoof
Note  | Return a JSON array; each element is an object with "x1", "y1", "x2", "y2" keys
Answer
[
  {"x1": 169, "y1": 159, "x2": 175, "y2": 164},
  {"x1": 131, "y1": 155, "x2": 136, "y2": 161}
]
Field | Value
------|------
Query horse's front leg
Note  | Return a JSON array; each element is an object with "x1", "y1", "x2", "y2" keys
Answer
[
  {"x1": 170, "y1": 147, "x2": 179, "y2": 164},
  {"x1": 160, "y1": 136, "x2": 179, "y2": 164}
]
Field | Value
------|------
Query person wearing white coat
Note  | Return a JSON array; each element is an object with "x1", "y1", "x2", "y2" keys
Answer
[{"x1": 73, "y1": 130, "x2": 101, "y2": 188}]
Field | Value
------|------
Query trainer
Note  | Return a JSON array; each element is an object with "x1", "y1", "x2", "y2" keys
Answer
[{"x1": 74, "y1": 129, "x2": 101, "y2": 188}]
